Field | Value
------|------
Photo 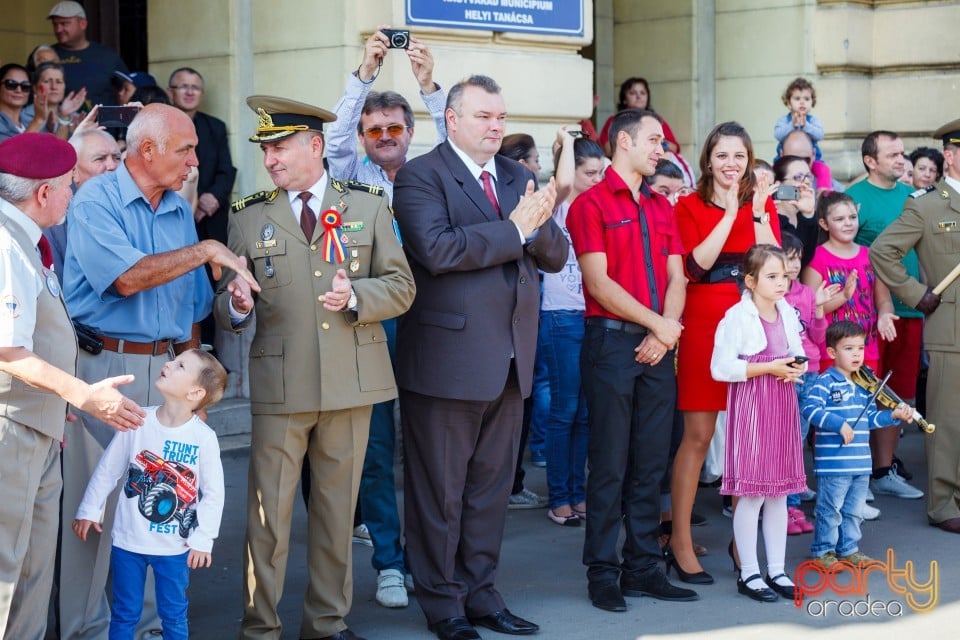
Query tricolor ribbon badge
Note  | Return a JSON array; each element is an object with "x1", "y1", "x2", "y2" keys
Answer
[{"x1": 320, "y1": 208, "x2": 348, "y2": 264}]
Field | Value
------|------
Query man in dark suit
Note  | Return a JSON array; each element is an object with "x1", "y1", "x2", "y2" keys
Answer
[{"x1": 393, "y1": 75, "x2": 568, "y2": 640}]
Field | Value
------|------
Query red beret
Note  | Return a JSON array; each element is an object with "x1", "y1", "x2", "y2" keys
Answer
[{"x1": 0, "y1": 133, "x2": 77, "y2": 180}]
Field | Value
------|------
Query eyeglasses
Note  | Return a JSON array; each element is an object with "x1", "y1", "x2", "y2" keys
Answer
[
  {"x1": 790, "y1": 172, "x2": 815, "y2": 183},
  {"x1": 2, "y1": 80, "x2": 31, "y2": 92},
  {"x1": 362, "y1": 124, "x2": 408, "y2": 140},
  {"x1": 169, "y1": 84, "x2": 202, "y2": 93}
]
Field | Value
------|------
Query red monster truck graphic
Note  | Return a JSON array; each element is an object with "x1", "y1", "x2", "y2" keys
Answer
[{"x1": 123, "y1": 450, "x2": 200, "y2": 538}]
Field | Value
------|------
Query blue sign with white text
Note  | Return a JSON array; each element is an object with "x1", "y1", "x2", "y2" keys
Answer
[{"x1": 406, "y1": 0, "x2": 584, "y2": 37}]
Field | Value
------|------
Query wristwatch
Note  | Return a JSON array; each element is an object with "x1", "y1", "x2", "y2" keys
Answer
[{"x1": 753, "y1": 211, "x2": 770, "y2": 225}]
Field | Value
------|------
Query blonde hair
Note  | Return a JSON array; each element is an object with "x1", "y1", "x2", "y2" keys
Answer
[{"x1": 186, "y1": 349, "x2": 227, "y2": 409}]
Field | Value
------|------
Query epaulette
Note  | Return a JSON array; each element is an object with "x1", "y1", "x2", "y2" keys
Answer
[
  {"x1": 910, "y1": 185, "x2": 936, "y2": 199},
  {"x1": 231, "y1": 189, "x2": 279, "y2": 213},
  {"x1": 345, "y1": 179, "x2": 384, "y2": 197}
]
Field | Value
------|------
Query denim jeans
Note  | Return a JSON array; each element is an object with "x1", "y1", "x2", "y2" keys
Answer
[
  {"x1": 787, "y1": 371, "x2": 818, "y2": 508},
  {"x1": 110, "y1": 546, "x2": 189, "y2": 640},
  {"x1": 811, "y1": 474, "x2": 868, "y2": 558},
  {"x1": 359, "y1": 317, "x2": 405, "y2": 573},
  {"x1": 539, "y1": 310, "x2": 588, "y2": 509}
]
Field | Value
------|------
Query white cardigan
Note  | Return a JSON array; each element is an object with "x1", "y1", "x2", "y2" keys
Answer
[{"x1": 710, "y1": 291, "x2": 805, "y2": 383}]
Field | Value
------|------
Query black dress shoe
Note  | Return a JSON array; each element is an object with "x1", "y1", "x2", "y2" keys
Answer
[
  {"x1": 588, "y1": 581, "x2": 627, "y2": 612},
  {"x1": 470, "y1": 609, "x2": 539, "y2": 635},
  {"x1": 765, "y1": 574, "x2": 796, "y2": 600},
  {"x1": 315, "y1": 630, "x2": 367, "y2": 640},
  {"x1": 737, "y1": 574, "x2": 778, "y2": 602},
  {"x1": 930, "y1": 517, "x2": 960, "y2": 534},
  {"x1": 621, "y1": 569, "x2": 699, "y2": 601},
  {"x1": 429, "y1": 616, "x2": 481, "y2": 640}
]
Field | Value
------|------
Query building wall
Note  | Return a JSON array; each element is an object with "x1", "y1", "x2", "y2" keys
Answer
[{"x1": 611, "y1": 0, "x2": 960, "y2": 182}]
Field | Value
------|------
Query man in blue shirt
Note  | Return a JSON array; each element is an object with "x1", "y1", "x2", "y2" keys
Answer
[{"x1": 57, "y1": 103, "x2": 257, "y2": 640}]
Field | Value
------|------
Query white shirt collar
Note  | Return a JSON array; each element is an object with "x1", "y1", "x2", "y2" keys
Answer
[
  {"x1": 0, "y1": 197, "x2": 42, "y2": 246},
  {"x1": 944, "y1": 175, "x2": 960, "y2": 196},
  {"x1": 447, "y1": 140, "x2": 497, "y2": 182},
  {"x1": 286, "y1": 172, "x2": 329, "y2": 209}
]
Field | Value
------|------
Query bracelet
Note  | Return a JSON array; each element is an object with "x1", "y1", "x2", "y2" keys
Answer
[
  {"x1": 356, "y1": 59, "x2": 381, "y2": 85},
  {"x1": 57, "y1": 115, "x2": 72, "y2": 126}
]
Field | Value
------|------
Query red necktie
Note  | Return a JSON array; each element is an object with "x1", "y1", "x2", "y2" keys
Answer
[
  {"x1": 37, "y1": 235, "x2": 54, "y2": 269},
  {"x1": 298, "y1": 192, "x2": 317, "y2": 241},
  {"x1": 480, "y1": 171, "x2": 502, "y2": 219}
]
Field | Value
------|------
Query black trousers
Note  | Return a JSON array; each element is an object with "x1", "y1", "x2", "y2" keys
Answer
[{"x1": 580, "y1": 323, "x2": 675, "y2": 584}]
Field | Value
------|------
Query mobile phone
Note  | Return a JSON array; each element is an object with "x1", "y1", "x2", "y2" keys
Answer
[
  {"x1": 773, "y1": 184, "x2": 800, "y2": 201},
  {"x1": 790, "y1": 355, "x2": 809, "y2": 367},
  {"x1": 96, "y1": 105, "x2": 141, "y2": 128}
]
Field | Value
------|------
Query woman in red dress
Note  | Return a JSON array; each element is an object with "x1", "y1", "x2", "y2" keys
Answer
[{"x1": 668, "y1": 122, "x2": 781, "y2": 583}]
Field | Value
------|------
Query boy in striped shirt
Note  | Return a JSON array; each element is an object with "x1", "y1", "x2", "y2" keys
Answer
[{"x1": 801, "y1": 321, "x2": 914, "y2": 567}]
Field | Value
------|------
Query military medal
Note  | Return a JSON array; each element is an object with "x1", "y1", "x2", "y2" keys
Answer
[
  {"x1": 350, "y1": 260, "x2": 360, "y2": 273},
  {"x1": 46, "y1": 274, "x2": 60, "y2": 297},
  {"x1": 261, "y1": 223, "x2": 275, "y2": 241},
  {"x1": 320, "y1": 209, "x2": 348, "y2": 264},
  {"x1": 264, "y1": 257, "x2": 275, "y2": 278}
]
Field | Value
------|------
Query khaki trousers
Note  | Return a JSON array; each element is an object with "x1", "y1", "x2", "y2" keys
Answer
[
  {"x1": 0, "y1": 418, "x2": 60, "y2": 640},
  {"x1": 58, "y1": 349, "x2": 169, "y2": 640},
  {"x1": 241, "y1": 407, "x2": 370, "y2": 640},
  {"x1": 925, "y1": 351, "x2": 960, "y2": 523}
]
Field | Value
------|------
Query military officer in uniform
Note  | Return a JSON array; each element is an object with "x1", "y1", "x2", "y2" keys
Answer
[
  {"x1": 214, "y1": 96, "x2": 415, "y2": 640},
  {"x1": 870, "y1": 118, "x2": 960, "y2": 534},
  {"x1": 0, "y1": 133, "x2": 144, "y2": 639}
]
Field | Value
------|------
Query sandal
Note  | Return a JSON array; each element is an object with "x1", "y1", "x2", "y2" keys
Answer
[{"x1": 547, "y1": 509, "x2": 581, "y2": 527}]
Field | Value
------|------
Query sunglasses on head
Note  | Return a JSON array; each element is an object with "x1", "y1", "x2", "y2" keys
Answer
[
  {"x1": 362, "y1": 124, "x2": 408, "y2": 140},
  {"x1": 2, "y1": 80, "x2": 31, "y2": 92}
]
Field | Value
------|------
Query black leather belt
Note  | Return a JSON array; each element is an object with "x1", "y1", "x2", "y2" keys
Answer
[{"x1": 584, "y1": 317, "x2": 648, "y2": 335}]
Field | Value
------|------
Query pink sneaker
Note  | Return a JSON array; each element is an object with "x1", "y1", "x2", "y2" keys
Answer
[{"x1": 788, "y1": 507, "x2": 814, "y2": 534}]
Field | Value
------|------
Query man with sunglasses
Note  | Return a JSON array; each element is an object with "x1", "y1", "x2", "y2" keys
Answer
[{"x1": 324, "y1": 25, "x2": 446, "y2": 610}]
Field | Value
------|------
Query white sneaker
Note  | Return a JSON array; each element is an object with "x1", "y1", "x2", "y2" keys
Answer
[
  {"x1": 870, "y1": 469, "x2": 924, "y2": 500},
  {"x1": 376, "y1": 569, "x2": 408, "y2": 608},
  {"x1": 861, "y1": 503, "x2": 881, "y2": 521},
  {"x1": 352, "y1": 524, "x2": 373, "y2": 547},
  {"x1": 404, "y1": 573, "x2": 415, "y2": 593},
  {"x1": 865, "y1": 487, "x2": 875, "y2": 502}
]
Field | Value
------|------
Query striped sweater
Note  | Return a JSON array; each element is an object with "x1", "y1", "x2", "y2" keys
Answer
[{"x1": 801, "y1": 367, "x2": 898, "y2": 475}]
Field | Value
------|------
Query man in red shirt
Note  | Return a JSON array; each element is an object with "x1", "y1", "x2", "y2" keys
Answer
[{"x1": 567, "y1": 109, "x2": 693, "y2": 612}]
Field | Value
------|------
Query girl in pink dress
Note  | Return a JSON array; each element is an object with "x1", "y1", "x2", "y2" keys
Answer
[
  {"x1": 801, "y1": 192, "x2": 898, "y2": 371},
  {"x1": 711, "y1": 244, "x2": 808, "y2": 603}
]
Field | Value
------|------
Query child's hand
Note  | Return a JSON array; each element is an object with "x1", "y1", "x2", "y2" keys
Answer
[
  {"x1": 892, "y1": 402, "x2": 915, "y2": 424},
  {"x1": 842, "y1": 269, "x2": 858, "y2": 302},
  {"x1": 769, "y1": 357, "x2": 803, "y2": 382},
  {"x1": 815, "y1": 280, "x2": 843, "y2": 307},
  {"x1": 72, "y1": 518, "x2": 101, "y2": 541},
  {"x1": 187, "y1": 549, "x2": 212, "y2": 569},
  {"x1": 839, "y1": 422, "x2": 855, "y2": 445},
  {"x1": 877, "y1": 312, "x2": 899, "y2": 341}
]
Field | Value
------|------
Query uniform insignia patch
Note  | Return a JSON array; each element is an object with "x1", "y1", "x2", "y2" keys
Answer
[
  {"x1": 345, "y1": 180, "x2": 384, "y2": 197},
  {"x1": 341, "y1": 221, "x2": 364, "y2": 232},
  {"x1": 937, "y1": 221, "x2": 957, "y2": 230},
  {"x1": 331, "y1": 179, "x2": 346, "y2": 193},
  {"x1": 232, "y1": 189, "x2": 279, "y2": 212},
  {"x1": 909, "y1": 185, "x2": 935, "y2": 199}
]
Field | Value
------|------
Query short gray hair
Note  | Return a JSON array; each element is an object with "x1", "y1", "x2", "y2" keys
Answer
[
  {"x1": 446, "y1": 75, "x2": 501, "y2": 116},
  {"x1": 126, "y1": 108, "x2": 169, "y2": 156},
  {"x1": 0, "y1": 172, "x2": 63, "y2": 203},
  {"x1": 70, "y1": 127, "x2": 118, "y2": 155}
]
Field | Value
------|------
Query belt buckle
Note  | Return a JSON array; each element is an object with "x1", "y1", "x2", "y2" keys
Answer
[{"x1": 152, "y1": 340, "x2": 167, "y2": 357}]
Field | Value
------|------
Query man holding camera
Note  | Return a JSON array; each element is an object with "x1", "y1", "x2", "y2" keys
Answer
[
  {"x1": 324, "y1": 24, "x2": 446, "y2": 610},
  {"x1": 58, "y1": 103, "x2": 256, "y2": 640}
]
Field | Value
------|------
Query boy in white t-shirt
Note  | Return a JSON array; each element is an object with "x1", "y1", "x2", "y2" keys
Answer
[{"x1": 72, "y1": 349, "x2": 227, "y2": 640}]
